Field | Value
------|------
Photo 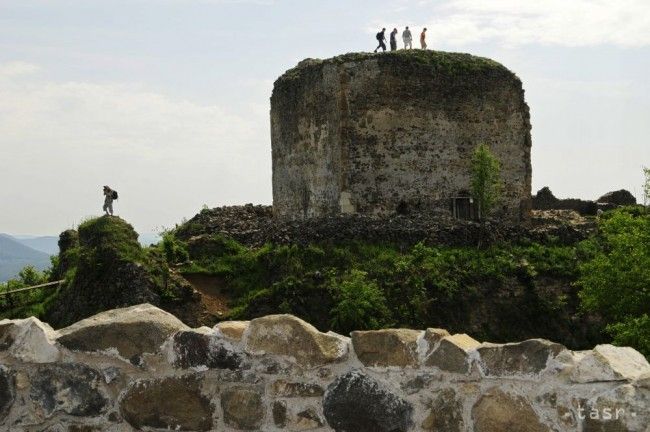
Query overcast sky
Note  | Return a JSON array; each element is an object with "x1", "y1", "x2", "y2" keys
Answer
[{"x1": 1, "y1": 0, "x2": 649, "y2": 235}]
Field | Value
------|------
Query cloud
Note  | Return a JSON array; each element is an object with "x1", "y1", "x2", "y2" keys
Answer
[
  {"x1": 0, "y1": 61, "x2": 271, "y2": 233},
  {"x1": 0, "y1": 61, "x2": 41, "y2": 77},
  {"x1": 0, "y1": 73, "x2": 258, "y2": 158},
  {"x1": 383, "y1": 0, "x2": 650, "y2": 47}
]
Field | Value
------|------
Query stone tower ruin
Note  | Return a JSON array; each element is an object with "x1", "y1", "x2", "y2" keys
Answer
[{"x1": 271, "y1": 51, "x2": 532, "y2": 221}]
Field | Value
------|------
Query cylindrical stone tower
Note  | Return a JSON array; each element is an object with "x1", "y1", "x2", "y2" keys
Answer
[{"x1": 271, "y1": 51, "x2": 532, "y2": 221}]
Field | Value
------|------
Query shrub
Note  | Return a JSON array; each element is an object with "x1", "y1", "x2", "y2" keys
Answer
[
  {"x1": 579, "y1": 209, "x2": 650, "y2": 357},
  {"x1": 161, "y1": 233, "x2": 189, "y2": 264},
  {"x1": 607, "y1": 315, "x2": 650, "y2": 358},
  {"x1": 330, "y1": 270, "x2": 393, "y2": 334}
]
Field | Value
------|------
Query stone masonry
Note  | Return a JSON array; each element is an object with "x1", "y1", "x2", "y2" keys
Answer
[
  {"x1": 1, "y1": 304, "x2": 649, "y2": 431},
  {"x1": 271, "y1": 51, "x2": 532, "y2": 221}
]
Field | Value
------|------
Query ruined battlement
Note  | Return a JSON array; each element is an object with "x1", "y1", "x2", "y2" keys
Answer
[{"x1": 271, "y1": 51, "x2": 532, "y2": 221}]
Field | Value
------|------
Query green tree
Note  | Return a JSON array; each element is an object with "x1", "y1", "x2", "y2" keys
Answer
[
  {"x1": 470, "y1": 144, "x2": 502, "y2": 219},
  {"x1": 18, "y1": 266, "x2": 47, "y2": 287},
  {"x1": 579, "y1": 209, "x2": 650, "y2": 357}
]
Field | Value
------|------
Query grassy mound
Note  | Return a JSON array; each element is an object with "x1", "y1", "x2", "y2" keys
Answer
[
  {"x1": 4, "y1": 207, "x2": 648, "y2": 358},
  {"x1": 172, "y1": 228, "x2": 606, "y2": 349},
  {"x1": 43, "y1": 216, "x2": 200, "y2": 328}
]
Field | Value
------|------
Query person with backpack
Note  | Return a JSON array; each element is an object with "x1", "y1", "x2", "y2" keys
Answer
[
  {"x1": 402, "y1": 26, "x2": 412, "y2": 49},
  {"x1": 374, "y1": 28, "x2": 387, "y2": 53},
  {"x1": 103, "y1": 185, "x2": 118, "y2": 216},
  {"x1": 390, "y1": 28, "x2": 398, "y2": 51},
  {"x1": 420, "y1": 27, "x2": 428, "y2": 49}
]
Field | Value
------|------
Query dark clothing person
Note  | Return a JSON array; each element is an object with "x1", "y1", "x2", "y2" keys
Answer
[
  {"x1": 390, "y1": 29, "x2": 398, "y2": 51},
  {"x1": 374, "y1": 29, "x2": 387, "y2": 52},
  {"x1": 102, "y1": 186, "x2": 116, "y2": 215}
]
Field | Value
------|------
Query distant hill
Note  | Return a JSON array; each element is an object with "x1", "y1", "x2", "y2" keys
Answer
[
  {"x1": 12, "y1": 235, "x2": 59, "y2": 255},
  {"x1": 0, "y1": 234, "x2": 52, "y2": 282}
]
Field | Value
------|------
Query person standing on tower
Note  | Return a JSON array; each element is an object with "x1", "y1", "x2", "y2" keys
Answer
[
  {"x1": 402, "y1": 26, "x2": 412, "y2": 49},
  {"x1": 374, "y1": 28, "x2": 387, "y2": 52},
  {"x1": 390, "y1": 28, "x2": 398, "y2": 51}
]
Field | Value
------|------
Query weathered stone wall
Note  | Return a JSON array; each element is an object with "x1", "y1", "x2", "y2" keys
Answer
[
  {"x1": 532, "y1": 187, "x2": 638, "y2": 216},
  {"x1": 1, "y1": 304, "x2": 648, "y2": 431},
  {"x1": 271, "y1": 51, "x2": 532, "y2": 221}
]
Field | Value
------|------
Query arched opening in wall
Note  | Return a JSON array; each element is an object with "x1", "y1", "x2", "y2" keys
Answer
[{"x1": 450, "y1": 191, "x2": 479, "y2": 221}]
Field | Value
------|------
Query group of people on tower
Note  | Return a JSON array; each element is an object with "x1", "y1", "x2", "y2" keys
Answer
[{"x1": 374, "y1": 27, "x2": 427, "y2": 52}]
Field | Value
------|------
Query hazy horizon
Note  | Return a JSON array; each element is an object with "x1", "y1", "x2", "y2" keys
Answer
[{"x1": 1, "y1": 0, "x2": 649, "y2": 236}]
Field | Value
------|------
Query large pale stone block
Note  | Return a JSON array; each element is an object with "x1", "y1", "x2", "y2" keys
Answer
[
  {"x1": 571, "y1": 344, "x2": 650, "y2": 383},
  {"x1": 0, "y1": 317, "x2": 60, "y2": 363},
  {"x1": 244, "y1": 314, "x2": 347, "y2": 367},
  {"x1": 425, "y1": 333, "x2": 480, "y2": 373},
  {"x1": 478, "y1": 339, "x2": 566, "y2": 376},
  {"x1": 56, "y1": 304, "x2": 188, "y2": 361},
  {"x1": 351, "y1": 328, "x2": 421, "y2": 367}
]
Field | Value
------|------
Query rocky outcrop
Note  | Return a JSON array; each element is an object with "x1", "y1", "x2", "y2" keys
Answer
[
  {"x1": 44, "y1": 216, "x2": 206, "y2": 328},
  {"x1": 597, "y1": 190, "x2": 636, "y2": 206},
  {"x1": 532, "y1": 187, "x2": 598, "y2": 215},
  {"x1": 0, "y1": 304, "x2": 648, "y2": 431},
  {"x1": 533, "y1": 187, "x2": 637, "y2": 215}
]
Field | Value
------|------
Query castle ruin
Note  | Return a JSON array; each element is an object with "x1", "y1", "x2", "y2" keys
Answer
[{"x1": 271, "y1": 51, "x2": 532, "y2": 221}]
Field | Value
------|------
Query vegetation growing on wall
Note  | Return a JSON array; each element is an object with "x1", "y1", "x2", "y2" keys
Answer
[
  {"x1": 470, "y1": 144, "x2": 502, "y2": 219},
  {"x1": 2, "y1": 208, "x2": 649, "y2": 357},
  {"x1": 171, "y1": 232, "x2": 601, "y2": 347},
  {"x1": 578, "y1": 207, "x2": 650, "y2": 357}
]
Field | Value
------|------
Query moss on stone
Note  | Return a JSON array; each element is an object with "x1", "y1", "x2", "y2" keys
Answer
[
  {"x1": 77, "y1": 216, "x2": 145, "y2": 264},
  {"x1": 274, "y1": 50, "x2": 515, "y2": 91}
]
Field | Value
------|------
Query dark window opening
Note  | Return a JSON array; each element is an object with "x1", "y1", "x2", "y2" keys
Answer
[
  {"x1": 396, "y1": 200, "x2": 409, "y2": 215},
  {"x1": 450, "y1": 193, "x2": 480, "y2": 220}
]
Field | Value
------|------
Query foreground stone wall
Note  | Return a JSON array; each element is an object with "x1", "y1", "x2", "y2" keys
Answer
[
  {"x1": 271, "y1": 51, "x2": 532, "y2": 222},
  {"x1": 1, "y1": 304, "x2": 648, "y2": 431}
]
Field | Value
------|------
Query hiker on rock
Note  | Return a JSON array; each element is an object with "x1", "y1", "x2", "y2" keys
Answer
[
  {"x1": 374, "y1": 28, "x2": 387, "y2": 53},
  {"x1": 390, "y1": 28, "x2": 398, "y2": 51},
  {"x1": 103, "y1": 185, "x2": 117, "y2": 216},
  {"x1": 402, "y1": 26, "x2": 412, "y2": 49},
  {"x1": 420, "y1": 27, "x2": 428, "y2": 49}
]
